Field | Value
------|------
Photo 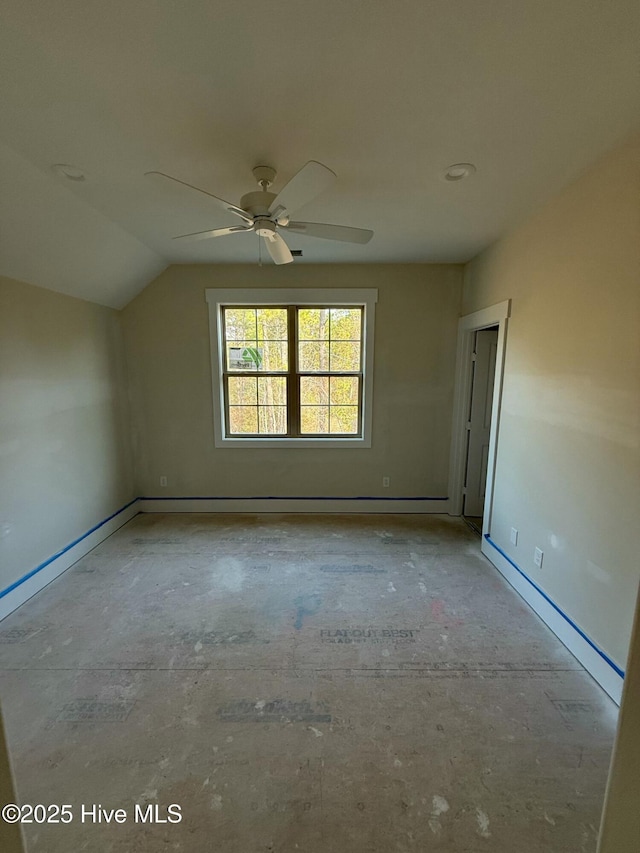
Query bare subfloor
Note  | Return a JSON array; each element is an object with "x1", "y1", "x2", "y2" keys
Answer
[{"x1": 0, "y1": 513, "x2": 617, "y2": 852}]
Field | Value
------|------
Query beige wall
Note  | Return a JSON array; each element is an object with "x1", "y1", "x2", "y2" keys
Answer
[
  {"x1": 0, "y1": 276, "x2": 135, "y2": 592},
  {"x1": 122, "y1": 264, "x2": 462, "y2": 499},
  {"x1": 463, "y1": 134, "x2": 640, "y2": 669}
]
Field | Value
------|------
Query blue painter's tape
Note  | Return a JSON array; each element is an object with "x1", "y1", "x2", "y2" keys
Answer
[
  {"x1": 0, "y1": 494, "x2": 446, "y2": 606},
  {"x1": 484, "y1": 534, "x2": 624, "y2": 679},
  {"x1": 0, "y1": 498, "x2": 139, "y2": 601},
  {"x1": 140, "y1": 495, "x2": 448, "y2": 501}
]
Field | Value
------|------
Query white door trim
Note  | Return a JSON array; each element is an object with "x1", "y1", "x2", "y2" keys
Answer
[{"x1": 448, "y1": 300, "x2": 511, "y2": 529}]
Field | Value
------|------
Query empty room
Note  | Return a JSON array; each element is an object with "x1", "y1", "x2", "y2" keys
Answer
[{"x1": 1, "y1": 2, "x2": 639, "y2": 851}]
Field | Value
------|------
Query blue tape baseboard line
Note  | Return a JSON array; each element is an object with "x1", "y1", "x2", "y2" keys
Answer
[
  {"x1": 0, "y1": 498, "x2": 139, "y2": 602},
  {"x1": 0, "y1": 495, "x2": 448, "y2": 602},
  {"x1": 140, "y1": 495, "x2": 449, "y2": 501},
  {"x1": 484, "y1": 534, "x2": 624, "y2": 679},
  {"x1": 0, "y1": 502, "x2": 625, "y2": 684}
]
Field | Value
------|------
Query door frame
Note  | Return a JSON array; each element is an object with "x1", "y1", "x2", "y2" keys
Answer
[{"x1": 448, "y1": 300, "x2": 511, "y2": 533}]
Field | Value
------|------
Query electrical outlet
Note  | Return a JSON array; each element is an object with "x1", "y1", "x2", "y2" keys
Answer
[
  {"x1": 382, "y1": 476, "x2": 390, "y2": 488},
  {"x1": 160, "y1": 476, "x2": 167, "y2": 487},
  {"x1": 510, "y1": 527, "x2": 518, "y2": 546},
  {"x1": 534, "y1": 547, "x2": 543, "y2": 568}
]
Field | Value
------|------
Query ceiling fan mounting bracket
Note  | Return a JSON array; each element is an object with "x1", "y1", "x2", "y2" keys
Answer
[
  {"x1": 240, "y1": 190, "x2": 276, "y2": 217},
  {"x1": 252, "y1": 165, "x2": 276, "y2": 190}
]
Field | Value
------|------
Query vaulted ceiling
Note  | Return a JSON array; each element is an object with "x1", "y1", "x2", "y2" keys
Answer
[{"x1": 1, "y1": 1, "x2": 638, "y2": 307}]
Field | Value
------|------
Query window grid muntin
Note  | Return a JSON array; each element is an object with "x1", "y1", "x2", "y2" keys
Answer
[
  {"x1": 296, "y1": 305, "x2": 363, "y2": 437},
  {"x1": 223, "y1": 374, "x2": 289, "y2": 436},
  {"x1": 221, "y1": 304, "x2": 364, "y2": 439},
  {"x1": 222, "y1": 306, "x2": 289, "y2": 374},
  {"x1": 296, "y1": 306, "x2": 363, "y2": 373},
  {"x1": 222, "y1": 306, "x2": 289, "y2": 437},
  {"x1": 298, "y1": 373, "x2": 363, "y2": 436}
]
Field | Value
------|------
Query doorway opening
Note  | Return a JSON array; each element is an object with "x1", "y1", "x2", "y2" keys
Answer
[
  {"x1": 448, "y1": 300, "x2": 510, "y2": 537},
  {"x1": 463, "y1": 326, "x2": 498, "y2": 534}
]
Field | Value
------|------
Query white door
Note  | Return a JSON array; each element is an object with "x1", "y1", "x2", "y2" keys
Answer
[{"x1": 463, "y1": 328, "x2": 498, "y2": 517}]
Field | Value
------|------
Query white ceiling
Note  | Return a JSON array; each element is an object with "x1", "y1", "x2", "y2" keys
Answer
[{"x1": 1, "y1": 0, "x2": 638, "y2": 308}]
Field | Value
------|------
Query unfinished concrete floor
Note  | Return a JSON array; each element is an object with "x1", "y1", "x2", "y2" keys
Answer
[{"x1": 0, "y1": 513, "x2": 618, "y2": 852}]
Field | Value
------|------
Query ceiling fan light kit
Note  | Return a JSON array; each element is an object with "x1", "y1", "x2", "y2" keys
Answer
[{"x1": 145, "y1": 160, "x2": 374, "y2": 265}]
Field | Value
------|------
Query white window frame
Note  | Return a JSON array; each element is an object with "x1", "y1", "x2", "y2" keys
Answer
[{"x1": 206, "y1": 287, "x2": 377, "y2": 448}]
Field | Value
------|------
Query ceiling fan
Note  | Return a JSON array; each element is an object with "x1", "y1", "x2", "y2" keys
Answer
[{"x1": 145, "y1": 161, "x2": 373, "y2": 265}]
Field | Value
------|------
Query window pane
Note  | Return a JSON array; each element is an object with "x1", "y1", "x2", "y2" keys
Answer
[
  {"x1": 228, "y1": 376, "x2": 257, "y2": 405},
  {"x1": 298, "y1": 308, "x2": 330, "y2": 341},
  {"x1": 258, "y1": 340, "x2": 288, "y2": 372},
  {"x1": 225, "y1": 309, "x2": 256, "y2": 340},
  {"x1": 300, "y1": 376, "x2": 329, "y2": 406},
  {"x1": 257, "y1": 376, "x2": 287, "y2": 406},
  {"x1": 298, "y1": 341, "x2": 330, "y2": 372},
  {"x1": 330, "y1": 376, "x2": 359, "y2": 405},
  {"x1": 229, "y1": 406, "x2": 258, "y2": 434},
  {"x1": 258, "y1": 406, "x2": 287, "y2": 434},
  {"x1": 329, "y1": 406, "x2": 359, "y2": 434},
  {"x1": 330, "y1": 341, "x2": 360, "y2": 372},
  {"x1": 256, "y1": 308, "x2": 288, "y2": 341},
  {"x1": 330, "y1": 308, "x2": 361, "y2": 341},
  {"x1": 300, "y1": 406, "x2": 329, "y2": 434},
  {"x1": 226, "y1": 342, "x2": 263, "y2": 371}
]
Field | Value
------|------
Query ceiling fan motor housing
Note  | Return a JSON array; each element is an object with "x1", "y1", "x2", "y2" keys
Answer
[
  {"x1": 253, "y1": 217, "x2": 277, "y2": 238},
  {"x1": 240, "y1": 190, "x2": 276, "y2": 219}
]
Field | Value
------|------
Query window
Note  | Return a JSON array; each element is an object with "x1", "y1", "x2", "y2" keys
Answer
[{"x1": 206, "y1": 288, "x2": 377, "y2": 447}]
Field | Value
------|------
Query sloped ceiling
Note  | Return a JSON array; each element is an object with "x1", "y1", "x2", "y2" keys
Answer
[{"x1": 1, "y1": 0, "x2": 639, "y2": 308}]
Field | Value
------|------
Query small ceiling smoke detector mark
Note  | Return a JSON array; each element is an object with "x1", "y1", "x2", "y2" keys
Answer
[
  {"x1": 443, "y1": 163, "x2": 476, "y2": 182},
  {"x1": 53, "y1": 163, "x2": 86, "y2": 181}
]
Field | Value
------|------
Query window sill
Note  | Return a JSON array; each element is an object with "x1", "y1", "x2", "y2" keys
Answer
[{"x1": 215, "y1": 436, "x2": 372, "y2": 449}]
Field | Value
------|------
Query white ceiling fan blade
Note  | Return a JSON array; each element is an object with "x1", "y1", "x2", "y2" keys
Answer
[
  {"x1": 146, "y1": 171, "x2": 252, "y2": 223},
  {"x1": 268, "y1": 161, "x2": 336, "y2": 219},
  {"x1": 284, "y1": 221, "x2": 373, "y2": 244},
  {"x1": 263, "y1": 232, "x2": 293, "y2": 265},
  {"x1": 173, "y1": 225, "x2": 252, "y2": 242}
]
